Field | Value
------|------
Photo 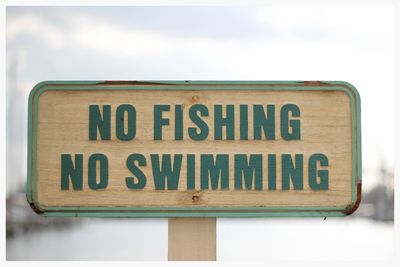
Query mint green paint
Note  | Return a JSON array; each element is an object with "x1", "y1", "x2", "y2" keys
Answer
[
  {"x1": 282, "y1": 154, "x2": 303, "y2": 190},
  {"x1": 61, "y1": 154, "x2": 83, "y2": 190},
  {"x1": 115, "y1": 104, "x2": 136, "y2": 141},
  {"x1": 88, "y1": 153, "x2": 108, "y2": 190},
  {"x1": 234, "y1": 154, "x2": 263, "y2": 190},
  {"x1": 89, "y1": 105, "x2": 111, "y2": 140},
  {"x1": 27, "y1": 81, "x2": 361, "y2": 217},
  {"x1": 153, "y1": 105, "x2": 170, "y2": 140},
  {"x1": 188, "y1": 104, "x2": 209, "y2": 140},
  {"x1": 253, "y1": 105, "x2": 275, "y2": 140},
  {"x1": 309, "y1": 153, "x2": 329, "y2": 190},
  {"x1": 200, "y1": 154, "x2": 229, "y2": 190},
  {"x1": 151, "y1": 154, "x2": 182, "y2": 190},
  {"x1": 214, "y1": 104, "x2": 234, "y2": 140},
  {"x1": 126, "y1": 153, "x2": 147, "y2": 190},
  {"x1": 45, "y1": 211, "x2": 347, "y2": 218},
  {"x1": 42, "y1": 205, "x2": 348, "y2": 211},
  {"x1": 280, "y1": 104, "x2": 301, "y2": 140}
]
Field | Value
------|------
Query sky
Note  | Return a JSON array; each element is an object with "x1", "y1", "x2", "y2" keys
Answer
[{"x1": 6, "y1": 6, "x2": 394, "y2": 194}]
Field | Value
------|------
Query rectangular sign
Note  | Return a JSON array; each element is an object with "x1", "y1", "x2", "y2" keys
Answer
[{"x1": 27, "y1": 81, "x2": 361, "y2": 217}]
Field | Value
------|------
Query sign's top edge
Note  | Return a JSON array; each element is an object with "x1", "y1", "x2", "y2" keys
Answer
[
  {"x1": 29, "y1": 80, "x2": 360, "y2": 98},
  {"x1": 31, "y1": 80, "x2": 354, "y2": 86}
]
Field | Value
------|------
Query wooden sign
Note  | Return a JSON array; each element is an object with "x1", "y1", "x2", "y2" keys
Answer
[{"x1": 27, "y1": 81, "x2": 361, "y2": 217}]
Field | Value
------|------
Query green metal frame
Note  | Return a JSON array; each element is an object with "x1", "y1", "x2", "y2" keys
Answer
[{"x1": 27, "y1": 81, "x2": 362, "y2": 217}]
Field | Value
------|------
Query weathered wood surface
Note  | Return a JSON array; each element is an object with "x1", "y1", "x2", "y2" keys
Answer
[{"x1": 31, "y1": 86, "x2": 357, "y2": 212}]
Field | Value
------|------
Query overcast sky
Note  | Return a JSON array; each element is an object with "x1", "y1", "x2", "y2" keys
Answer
[{"x1": 6, "y1": 6, "x2": 393, "y2": 193}]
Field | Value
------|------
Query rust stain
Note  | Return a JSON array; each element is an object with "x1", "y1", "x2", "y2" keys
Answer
[
  {"x1": 29, "y1": 202, "x2": 44, "y2": 215},
  {"x1": 342, "y1": 182, "x2": 362, "y2": 215},
  {"x1": 301, "y1": 81, "x2": 330, "y2": 86},
  {"x1": 191, "y1": 95, "x2": 199, "y2": 103},
  {"x1": 98, "y1": 81, "x2": 174, "y2": 86}
]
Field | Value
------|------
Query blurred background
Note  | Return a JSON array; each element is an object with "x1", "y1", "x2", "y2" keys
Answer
[{"x1": 6, "y1": 6, "x2": 394, "y2": 260}]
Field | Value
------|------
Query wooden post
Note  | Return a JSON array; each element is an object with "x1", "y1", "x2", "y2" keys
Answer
[{"x1": 168, "y1": 218, "x2": 216, "y2": 261}]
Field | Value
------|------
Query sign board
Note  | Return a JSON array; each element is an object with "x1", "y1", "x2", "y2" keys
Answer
[{"x1": 27, "y1": 81, "x2": 361, "y2": 217}]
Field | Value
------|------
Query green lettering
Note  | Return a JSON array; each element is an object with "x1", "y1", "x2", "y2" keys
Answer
[
  {"x1": 282, "y1": 154, "x2": 303, "y2": 190},
  {"x1": 154, "y1": 105, "x2": 170, "y2": 140},
  {"x1": 88, "y1": 153, "x2": 108, "y2": 190},
  {"x1": 116, "y1": 104, "x2": 136, "y2": 141},
  {"x1": 268, "y1": 154, "x2": 277, "y2": 190},
  {"x1": 175, "y1": 105, "x2": 183, "y2": 140},
  {"x1": 281, "y1": 104, "x2": 301, "y2": 140},
  {"x1": 254, "y1": 105, "x2": 275, "y2": 140},
  {"x1": 151, "y1": 154, "x2": 182, "y2": 190},
  {"x1": 309, "y1": 153, "x2": 329, "y2": 190},
  {"x1": 214, "y1": 105, "x2": 234, "y2": 140},
  {"x1": 240, "y1": 105, "x2": 248, "y2": 140},
  {"x1": 234, "y1": 154, "x2": 262, "y2": 190},
  {"x1": 188, "y1": 104, "x2": 209, "y2": 140},
  {"x1": 126, "y1": 153, "x2": 147, "y2": 189},
  {"x1": 61, "y1": 154, "x2": 83, "y2": 190},
  {"x1": 89, "y1": 105, "x2": 111, "y2": 140},
  {"x1": 187, "y1": 154, "x2": 195, "y2": 189},
  {"x1": 200, "y1": 154, "x2": 229, "y2": 190}
]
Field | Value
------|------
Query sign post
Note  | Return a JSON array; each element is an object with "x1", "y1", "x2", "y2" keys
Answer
[
  {"x1": 27, "y1": 81, "x2": 361, "y2": 260},
  {"x1": 168, "y1": 218, "x2": 216, "y2": 260}
]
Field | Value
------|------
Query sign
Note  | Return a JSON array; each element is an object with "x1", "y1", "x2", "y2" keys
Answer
[{"x1": 27, "y1": 81, "x2": 361, "y2": 217}]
